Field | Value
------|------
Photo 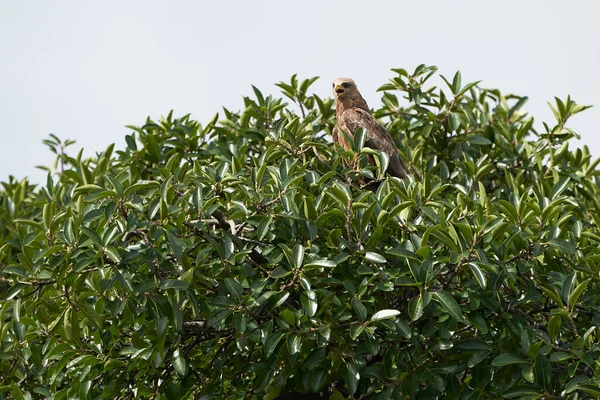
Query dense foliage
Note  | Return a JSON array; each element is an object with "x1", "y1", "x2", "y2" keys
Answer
[{"x1": 1, "y1": 65, "x2": 599, "y2": 399}]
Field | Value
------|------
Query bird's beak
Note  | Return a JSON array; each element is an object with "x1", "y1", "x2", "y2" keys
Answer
[{"x1": 334, "y1": 84, "x2": 344, "y2": 96}]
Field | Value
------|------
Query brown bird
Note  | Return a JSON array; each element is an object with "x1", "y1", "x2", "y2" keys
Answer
[{"x1": 332, "y1": 77, "x2": 409, "y2": 179}]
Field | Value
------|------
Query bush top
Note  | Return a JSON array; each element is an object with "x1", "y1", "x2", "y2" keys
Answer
[{"x1": 0, "y1": 66, "x2": 598, "y2": 399}]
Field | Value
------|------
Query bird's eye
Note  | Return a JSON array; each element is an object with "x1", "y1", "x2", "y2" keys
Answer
[
  {"x1": 342, "y1": 82, "x2": 350, "y2": 88},
  {"x1": 332, "y1": 83, "x2": 335, "y2": 88}
]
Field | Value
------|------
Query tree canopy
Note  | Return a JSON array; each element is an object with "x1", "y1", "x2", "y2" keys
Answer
[{"x1": 1, "y1": 65, "x2": 599, "y2": 399}]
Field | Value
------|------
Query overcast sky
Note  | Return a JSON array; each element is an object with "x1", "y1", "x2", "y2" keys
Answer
[{"x1": 1, "y1": 1, "x2": 598, "y2": 184}]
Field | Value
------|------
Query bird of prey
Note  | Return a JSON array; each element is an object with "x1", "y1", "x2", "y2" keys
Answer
[{"x1": 332, "y1": 77, "x2": 409, "y2": 179}]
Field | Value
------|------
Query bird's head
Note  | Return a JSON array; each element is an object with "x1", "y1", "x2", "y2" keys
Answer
[{"x1": 333, "y1": 77, "x2": 358, "y2": 100}]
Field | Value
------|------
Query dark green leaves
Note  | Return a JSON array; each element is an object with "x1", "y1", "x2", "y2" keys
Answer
[{"x1": 1, "y1": 69, "x2": 598, "y2": 399}]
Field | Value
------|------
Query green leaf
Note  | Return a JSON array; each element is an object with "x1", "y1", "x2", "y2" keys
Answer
[
  {"x1": 50, "y1": 351, "x2": 76, "y2": 384},
  {"x1": 432, "y1": 291, "x2": 463, "y2": 322},
  {"x1": 350, "y1": 323, "x2": 364, "y2": 340},
  {"x1": 224, "y1": 278, "x2": 243, "y2": 302},
  {"x1": 104, "y1": 246, "x2": 121, "y2": 263},
  {"x1": 80, "y1": 226, "x2": 102, "y2": 246},
  {"x1": 343, "y1": 361, "x2": 360, "y2": 395},
  {"x1": 561, "y1": 273, "x2": 576, "y2": 304},
  {"x1": 455, "y1": 340, "x2": 491, "y2": 351},
  {"x1": 449, "y1": 113, "x2": 460, "y2": 131},
  {"x1": 468, "y1": 262, "x2": 487, "y2": 289},
  {"x1": 452, "y1": 70, "x2": 461, "y2": 94},
  {"x1": 159, "y1": 280, "x2": 189, "y2": 290},
  {"x1": 568, "y1": 278, "x2": 591, "y2": 309},
  {"x1": 123, "y1": 180, "x2": 160, "y2": 196},
  {"x1": 408, "y1": 295, "x2": 423, "y2": 321},
  {"x1": 548, "y1": 238, "x2": 575, "y2": 255},
  {"x1": 271, "y1": 291, "x2": 290, "y2": 309},
  {"x1": 5, "y1": 284, "x2": 27, "y2": 300},
  {"x1": 11, "y1": 383, "x2": 25, "y2": 400},
  {"x1": 549, "y1": 351, "x2": 571, "y2": 362},
  {"x1": 103, "y1": 358, "x2": 124, "y2": 372},
  {"x1": 292, "y1": 244, "x2": 304, "y2": 268},
  {"x1": 502, "y1": 385, "x2": 541, "y2": 398},
  {"x1": 468, "y1": 350, "x2": 491, "y2": 368},
  {"x1": 12, "y1": 219, "x2": 44, "y2": 232},
  {"x1": 550, "y1": 177, "x2": 570, "y2": 199},
  {"x1": 387, "y1": 246, "x2": 419, "y2": 260},
  {"x1": 277, "y1": 311, "x2": 294, "y2": 330},
  {"x1": 304, "y1": 259, "x2": 337, "y2": 269},
  {"x1": 365, "y1": 252, "x2": 386, "y2": 264},
  {"x1": 63, "y1": 307, "x2": 79, "y2": 342},
  {"x1": 548, "y1": 315, "x2": 561, "y2": 343},
  {"x1": 534, "y1": 353, "x2": 552, "y2": 390},
  {"x1": 351, "y1": 298, "x2": 367, "y2": 321},
  {"x1": 508, "y1": 96, "x2": 528, "y2": 118},
  {"x1": 271, "y1": 266, "x2": 292, "y2": 278},
  {"x1": 301, "y1": 290, "x2": 318, "y2": 317},
  {"x1": 172, "y1": 348, "x2": 187, "y2": 375},
  {"x1": 257, "y1": 217, "x2": 272, "y2": 240},
  {"x1": 166, "y1": 230, "x2": 185, "y2": 262},
  {"x1": 78, "y1": 302, "x2": 103, "y2": 329},
  {"x1": 287, "y1": 333, "x2": 302, "y2": 355},
  {"x1": 565, "y1": 376, "x2": 590, "y2": 394},
  {"x1": 370, "y1": 309, "x2": 400, "y2": 322},
  {"x1": 491, "y1": 353, "x2": 529, "y2": 366},
  {"x1": 482, "y1": 217, "x2": 504, "y2": 235},
  {"x1": 579, "y1": 385, "x2": 600, "y2": 396},
  {"x1": 104, "y1": 175, "x2": 124, "y2": 197},
  {"x1": 73, "y1": 184, "x2": 103, "y2": 194},
  {"x1": 143, "y1": 132, "x2": 161, "y2": 162},
  {"x1": 264, "y1": 331, "x2": 284, "y2": 357},
  {"x1": 541, "y1": 285, "x2": 564, "y2": 308},
  {"x1": 468, "y1": 134, "x2": 492, "y2": 145},
  {"x1": 353, "y1": 127, "x2": 367, "y2": 152}
]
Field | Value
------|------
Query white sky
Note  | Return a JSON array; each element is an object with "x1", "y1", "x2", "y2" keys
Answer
[{"x1": 1, "y1": 1, "x2": 598, "y2": 184}]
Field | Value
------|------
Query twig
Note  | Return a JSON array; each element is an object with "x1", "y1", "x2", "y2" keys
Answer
[
  {"x1": 311, "y1": 146, "x2": 328, "y2": 164},
  {"x1": 234, "y1": 193, "x2": 284, "y2": 236},
  {"x1": 0, "y1": 276, "x2": 56, "y2": 286},
  {"x1": 567, "y1": 314, "x2": 580, "y2": 338},
  {"x1": 345, "y1": 176, "x2": 354, "y2": 250},
  {"x1": 297, "y1": 96, "x2": 306, "y2": 118}
]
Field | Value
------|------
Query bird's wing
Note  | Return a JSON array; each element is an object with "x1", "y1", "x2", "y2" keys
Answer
[{"x1": 340, "y1": 108, "x2": 409, "y2": 178}]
